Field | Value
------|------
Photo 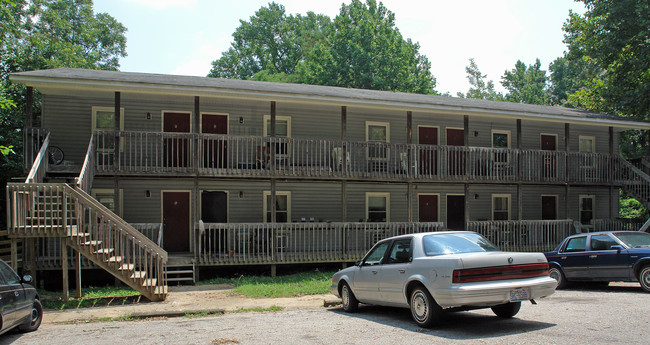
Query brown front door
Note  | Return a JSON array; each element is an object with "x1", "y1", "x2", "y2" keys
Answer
[
  {"x1": 446, "y1": 195, "x2": 465, "y2": 230},
  {"x1": 419, "y1": 127, "x2": 438, "y2": 175},
  {"x1": 541, "y1": 195, "x2": 557, "y2": 220},
  {"x1": 541, "y1": 134, "x2": 557, "y2": 178},
  {"x1": 419, "y1": 194, "x2": 439, "y2": 222},
  {"x1": 163, "y1": 191, "x2": 190, "y2": 252},
  {"x1": 202, "y1": 114, "x2": 228, "y2": 169},
  {"x1": 447, "y1": 128, "x2": 465, "y2": 175},
  {"x1": 164, "y1": 112, "x2": 191, "y2": 168}
]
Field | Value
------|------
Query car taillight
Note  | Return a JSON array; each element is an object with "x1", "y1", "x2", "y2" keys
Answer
[{"x1": 453, "y1": 263, "x2": 549, "y2": 283}]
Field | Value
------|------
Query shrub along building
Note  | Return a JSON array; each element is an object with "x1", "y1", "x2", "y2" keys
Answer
[{"x1": 6, "y1": 68, "x2": 650, "y2": 300}]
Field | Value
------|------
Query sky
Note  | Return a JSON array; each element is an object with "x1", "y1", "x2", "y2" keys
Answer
[{"x1": 93, "y1": 0, "x2": 586, "y2": 95}]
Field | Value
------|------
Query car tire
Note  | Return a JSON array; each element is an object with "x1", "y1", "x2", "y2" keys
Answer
[
  {"x1": 18, "y1": 299, "x2": 43, "y2": 332},
  {"x1": 549, "y1": 266, "x2": 567, "y2": 289},
  {"x1": 491, "y1": 301, "x2": 521, "y2": 318},
  {"x1": 409, "y1": 286, "x2": 442, "y2": 328},
  {"x1": 341, "y1": 282, "x2": 359, "y2": 312},
  {"x1": 639, "y1": 266, "x2": 650, "y2": 293}
]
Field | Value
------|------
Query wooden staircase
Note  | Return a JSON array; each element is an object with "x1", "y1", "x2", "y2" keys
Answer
[{"x1": 7, "y1": 183, "x2": 168, "y2": 301}]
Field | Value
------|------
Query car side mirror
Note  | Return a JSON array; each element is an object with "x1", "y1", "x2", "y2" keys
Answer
[
  {"x1": 354, "y1": 260, "x2": 362, "y2": 267},
  {"x1": 22, "y1": 275, "x2": 33, "y2": 283},
  {"x1": 610, "y1": 245, "x2": 624, "y2": 252}
]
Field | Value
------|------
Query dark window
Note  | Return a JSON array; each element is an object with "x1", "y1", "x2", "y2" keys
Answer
[
  {"x1": 387, "y1": 239, "x2": 412, "y2": 264},
  {"x1": 590, "y1": 235, "x2": 619, "y2": 251},
  {"x1": 0, "y1": 261, "x2": 20, "y2": 285},
  {"x1": 564, "y1": 237, "x2": 587, "y2": 252},
  {"x1": 363, "y1": 242, "x2": 390, "y2": 266}
]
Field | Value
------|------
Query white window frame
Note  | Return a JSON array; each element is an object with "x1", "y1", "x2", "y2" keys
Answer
[
  {"x1": 578, "y1": 135, "x2": 596, "y2": 153},
  {"x1": 93, "y1": 106, "x2": 125, "y2": 152},
  {"x1": 366, "y1": 192, "x2": 390, "y2": 223},
  {"x1": 199, "y1": 190, "x2": 229, "y2": 223},
  {"x1": 492, "y1": 193, "x2": 511, "y2": 221},
  {"x1": 91, "y1": 188, "x2": 124, "y2": 217},
  {"x1": 491, "y1": 130, "x2": 511, "y2": 164},
  {"x1": 418, "y1": 193, "x2": 440, "y2": 222},
  {"x1": 200, "y1": 112, "x2": 229, "y2": 134},
  {"x1": 541, "y1": 194, "x2": 558, "y2": 220},
  {"x1": 579, "y1": 194, "x2": 596, "y2": 229},
  {"x1": 366, "y1": 121, "x2": 390, "y2": 161},
  {"x1": 263, "y1": 191, "x2": 291, "y2": 223},
  {"x1": 263, "y1": 115, "x2": 291, "y2": 138}
]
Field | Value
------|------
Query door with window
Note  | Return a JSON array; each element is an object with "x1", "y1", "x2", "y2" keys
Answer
[
  {"x1": 164, "y1": 112, "x2": 191, "y2": 168},
  {"x1": 559, "y1": 235, "x2": 590, "y2": 279},
  {"x1": 162, "y1": 191, "x2": 190, "y2": 252},
  {"x1": 579, "y1": 195, "x2": 595, "y2": 230},
  {"x1": 367, "y1": 122, "x2": 389, "y2": 172},
  {"x1": 418, "y1": 127, "x2": 438, "y2": 175},
  {"x1": 418, "y1": 194, "x2": 439, "y2": 222},
  {"x1": 446, "y1": 195, "x2": 465, "y2": 230},
  {"x1": 92, "y1": 107, "x2": 124, "y2": 166},
  {"x1": 354, "y1": 241, "x2": 390, "y2": 303},
  {"x1": 264, "y1": 116, "x2": 291, "y2": 168},
  {"x1": 541, "y1": 134, "x2": 557, "y2": 179},
  {"x1": 202, "y1": 114, "x2": 228, "y2": 169},
  {"x1": 201, "y1": 191, "x2": 228, "y2": 255},
  {"x1": 446, "y1": 128, "x2": 465, "y2": 175},
  {"x1": 379, "y1": 238, "x2": 412, "y2": 305}
]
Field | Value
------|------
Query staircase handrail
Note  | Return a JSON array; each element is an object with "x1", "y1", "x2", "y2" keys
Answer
[
  {"x1": 68, "y1": 184, "x2": 168, "y2": 261},
  {"x1": 75, "y1": 134, "x2": 95, "y2": 193},
  {"x1": 613, "y1": 154, "x2": 650, "y2": 209},
  {"x1": 25, "y1": 132, "x2": 50, "y2": 183}
]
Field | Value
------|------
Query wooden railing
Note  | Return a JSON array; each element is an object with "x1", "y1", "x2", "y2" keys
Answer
[
  {"x1": 593, "y1": 218, "x2": 644, "y2": 232},
  {"x1": 75, "y1": 134, "x2": 95, "y2": 193},
  {"x1": 6, "y1": 183, "x2": 168, "y2": 300},
  {"x1": 612, "y1": 155, "x2": 650, "y2": 209},
  {"x1": 467, "y1": 219, "x2": 574, "y2": 252},
  {"x1": 195, "y1": 222, "x2": 444, "y2": 265},
  {"x1": 93, "y1": 130, "x2": 646, "y2": 186},
  {"x1": 131, "y1": 223, "x2": 163, "y2": 247},
  {"x1": 23, "y1": 128, "x2": 49, "y2": 171},
  {"x1": 25, "y1": 132, "x2": 50, "y2": 183}
]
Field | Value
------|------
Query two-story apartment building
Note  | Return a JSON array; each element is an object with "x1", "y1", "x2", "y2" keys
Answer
[{"x1": 6, "y1": 68, "x2": 650, "y2": 300}]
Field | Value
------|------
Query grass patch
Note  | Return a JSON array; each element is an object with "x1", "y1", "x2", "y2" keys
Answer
[
  {"x1": 39, "y1": 286, "x2": 142, "y2": 310},
  {"x1": 230, "y1": 306, "x2": 284, "y2": 313},
  {"x1": 184, "y1": 311, "x2": 224, "y2": 318},
  {"x1": 198, "y1": 271, "x2": 333, "y2": 298}
]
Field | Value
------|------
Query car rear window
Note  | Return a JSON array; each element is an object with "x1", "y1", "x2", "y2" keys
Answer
[
  {"x1": 423, "y1": 233, "x2": 499, "y2": 256},
  {"x1": 614, "y1": 232, "x2": 650, "y2": 248}
]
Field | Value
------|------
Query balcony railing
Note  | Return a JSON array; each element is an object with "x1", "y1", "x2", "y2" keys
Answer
[
  {"x1": 466, "y1": 219, "x2": 574, "y2": 252},
  {"x1": 89, "y1": 130, "x2": 625, "y2": 185}
]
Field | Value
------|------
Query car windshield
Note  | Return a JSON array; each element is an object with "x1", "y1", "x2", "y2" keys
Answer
[
  {"x1": 423, "y1": 233, "x2": 499, "y2": 256},
  {"x1": 613, "y1": 232, "x2": 650, "y2": 248}
]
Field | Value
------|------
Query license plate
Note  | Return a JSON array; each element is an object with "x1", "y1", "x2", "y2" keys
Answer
[{"x1": 509, "y1": 288, "x2": 529, "y2": 302}]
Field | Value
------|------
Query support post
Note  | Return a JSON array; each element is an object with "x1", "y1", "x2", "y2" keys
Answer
[
  {"x1": 114, "y1": 91, "x2": 121, "y2": 216},
  {"x1": 464, "y1": 184, "x2": 470, "y2": 228},
  {"x1": 75, "y1": 250, "x2": 82, "y2": 298},
  {"x1": 61, "y1": 239, "x2": 69, "y2": 301},
  {"x1": 565, "y1": 124, "x2": 570, "y2": 221},
  {"x1": 407, "y1": 111, "x2": 413, "y2": 221},
  {"x1": 517, "y1": 119, "x2": 522, "y2": 221},
  {"x1": 10, "y1": 239, "x2": 17, "y2": 270},
  {"x1": 194, "y1": 96, "x2": 201, "y2": 259},
  {"x1": 25, "y1": 87, "x2": 33, "y2": 169},
  {"x1": 464, "y1": 115, "x2": 469, "y2": 177},
  {"x1": 341, "y1": 106, "x2": 347, "y2": 174},
  {"x1": 29, "y1": 239, "x2": 36, "y2": 286}
]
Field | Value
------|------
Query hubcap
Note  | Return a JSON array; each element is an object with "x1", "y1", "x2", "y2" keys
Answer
[
  {"x1": 643, "y1": 270, "x2": 650, "y2": 287},
  {"x1": 549, "y1": 269, "x2": 561, "y2": 285},
  {"x1": 412, "y1": 291, "x2": 428, "y2": 322},
  {"x1": 31, "y1": 307, "x2": 39, "y2": 325},
  {"x1": 342, "y1": 287, "x2": 349, "y2": 306}
]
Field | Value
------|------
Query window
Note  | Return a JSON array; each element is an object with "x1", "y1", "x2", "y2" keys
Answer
[
  {"x1": 579, "y1": 195, "x2": 595, "y2": 228},
  {"x1": 579, "y1": 136, "x2": 595, "y2": 167},
  {"x1": 263, "y1": 191, "x2": 290, "y2": 223},
  {"x1": 387, "y1": 239, "x2": 412, "y2": 264},
  {"x1": 492, "y1": 194, "x2": 511, "y2": 220},
  {"x1": 590, "y1": 234, "x2": 618, "y2": 251},
  {"x1": 263, "y1": 115, "x2": 291, "y2": 156},
  {"x1": 91, "y1": 189, "x2": 123, "y2": 216},
  {"x1": 563, "y1": 236, "x2": 587, "y2": 252},
  {"x1": 366, "y1": 121, "x2": 390, "y2": 160},
  {"x1": 366, "y1": 192, "x2": 390, "y2": 222},
  {"x1": 93, "y1": 106, "x2": 125, "y2": 154},
  {"x1": 491, "y1": 130, "x2": 510, "y2": 163},
  {"x1": 0, "y1": 260, "x2": 20, "y2": 285},
  {"x1": 362, "y1": 241, "x2": 390, "y2": 265}
]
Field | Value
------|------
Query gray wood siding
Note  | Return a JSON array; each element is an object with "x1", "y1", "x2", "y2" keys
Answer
[
  {"x1": 521, "y1": 185, "x2": 568, "y2": 219},
  {"x1": 346, "y1": 107, "x2": 408, "y2": 143},
  {"x1": 413, "y1": 184, "x2": 465, "y2": 224}
]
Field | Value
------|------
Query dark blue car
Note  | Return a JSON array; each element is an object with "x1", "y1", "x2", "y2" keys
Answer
[{"x1": 544, "y1": 231, "x2": 650, "y2": 292}]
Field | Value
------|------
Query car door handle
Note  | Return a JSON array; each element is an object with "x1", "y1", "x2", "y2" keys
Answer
[
  {"x1": 371, "y1": 270, "x2": 378, "y2": 274},
  {"x1": 398, "y1": 269, "x2": 405, "y2": 274},
  {"x1": 589, "y1": 255, "x2": 597, "y2": 259},
  {"x1": 561, "y1": 256, "x2": 567, "y2": 260}
]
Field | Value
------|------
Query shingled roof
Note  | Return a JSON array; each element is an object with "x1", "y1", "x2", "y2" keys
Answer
[{"x1": 10, "y1": 68, "x2": 649, "y2": 128}]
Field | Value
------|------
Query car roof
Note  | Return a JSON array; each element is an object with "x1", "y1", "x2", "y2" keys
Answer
[{"x1": 380, "y1": 231, "x2": 477, "y2": 242}]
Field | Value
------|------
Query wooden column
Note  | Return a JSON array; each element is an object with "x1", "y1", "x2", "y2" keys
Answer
[
  {"x1": 565, "y1": 123, "x2": 570, "y2": 221},
  {"x1": 341, "y1": 106, "x2": 347, "y2": 222},
  {"x1": 10, "y1": 239, "x2": 17, "y2": 270},
  {"x1": 517, "y1": 119, "x2": 522, "y2": 221},
  {"x1": 407, "y1": 111, "x2": 413, "y2": 221},
  {"x1": 25, "y1": 87, "x2": 33, "y2": 169},
  {"x1": 193, "y1": 96, "x2": 201, "y2": 257},
  {"x1": 114, "y1": 92, "x2": 121, "y2": 217},
  {"x1": 29, "y1": 239, "x2": 36, "y2": 286},
  {"x1": 464, "y1": 115, "x2": 470, "y2": 227},
  {"x1": 609, "y1": 126, "x2": 614, "y2": 218},
  {"x1": 75, "y1": 251, "x2": 82, "y2": 298},
  {"x1": 25, "y1": 86, "x2": 33, "y2": 128},
  {"x1": 61, "y1": 239, "x2": 69, "y2": 301},
  {"x1": 270, "y1": 101, "x2": 276, "y2": 224}
]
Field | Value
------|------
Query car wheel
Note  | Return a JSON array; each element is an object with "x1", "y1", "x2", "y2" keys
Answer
[
  {"x1": 409, "y1": 286, "x2": 442, "y2": 328},
  {"x1": 18, "y1": 299, "x2": 43, "y2": 332},
  {"x1": 639, "y1": 266, "x2": 650, "y2": 293},
  {"x1": 491, "y1": 302, "x2": 521, "y2": 318},
  {"x1": 548, "y1": 266, "x2": 567, "y2": 289},
  {"x1": 341, "y1": 282, "x2": 359, "y2": 312}
]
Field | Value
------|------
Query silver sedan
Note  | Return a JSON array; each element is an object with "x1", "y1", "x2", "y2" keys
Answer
[{"x1": 331, "y1": 231, "x2": 556, "y2": 327}]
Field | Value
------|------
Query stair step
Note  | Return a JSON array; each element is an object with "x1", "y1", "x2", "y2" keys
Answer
[
  {"x1": 154, "y1": 286, "x2": 168, "y2": 295},
  {"x1": 94, "y1": 248, "x2": 114, "y2": 255},
  {"x1": 143, "y1": 278, "x2": 157, "y2": 287},
  {"x1": 108, "y1": 256, "x2": 123, "y2": 263},
  {"x1": 167, "y1": 277, "x2": 194, "y2": 282},
  {"x1": 81, "y1": 240, "x2": 102, "y2": 246},
  {"x1": 130, "y1": 271, "x2": 147, "y2": 279},
  {"x1": 167, "y1": 270, "x2": 194, "y2": 274},
  {"x1": 119, "y1": 263, "x2": 135, "y2": 271}
]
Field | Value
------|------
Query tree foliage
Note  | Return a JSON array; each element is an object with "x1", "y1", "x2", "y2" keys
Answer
[
  {"x1": 209, "y1": 0, "x2": 437, "y2": 94},
  {"x1": 500, "y1": 59, "x2": 548, "y2": 105},
  {"x1": 457, "y1": 58, "x2": 503, "y2": 101}
]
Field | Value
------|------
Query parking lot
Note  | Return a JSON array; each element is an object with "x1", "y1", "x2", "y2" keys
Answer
[{"x1": 4, "y1": 283, "x2": 648, "y2": 345}]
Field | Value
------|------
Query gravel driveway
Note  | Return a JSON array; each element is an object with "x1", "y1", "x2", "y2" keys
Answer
[{"x1": 4, "y1": 283, "x2": 648, "y2": 345}]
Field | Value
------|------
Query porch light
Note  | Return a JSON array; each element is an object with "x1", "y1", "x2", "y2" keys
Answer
[
  {"x1": 239, "y1": 116, "x2": 244, "y2": 124},
  {"x1": 145, "y1": 190, "x2": 151, "y2": 198},
  {"x1": 474, "y1": 193, "x2": 479, "y2": 199},
  {"x1": 239, "y1": 191, "x2": 244, "y2": 198},
  {"x1": 146, "y1": 112, "x2": 151, "y2": 119},
  {"x1": 474, "y1": 130, "x2": 479, "y2": 137}
]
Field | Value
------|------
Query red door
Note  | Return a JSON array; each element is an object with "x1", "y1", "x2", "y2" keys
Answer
[
  {"x1": 419, "y1": 127, "x2": 438, "y2": 176},
  {"x1": 202, "y1": 114, "x2": 228, "y2": 169},
  {"x1": 164, "y1": 112, "x2": 190, "y2": 168},
  {"x1": 541, "y1": 135, "x2": 557, "y2": 178},
  {"x1": 447, "y1": 128, "x2": 465, "y2": 176},
  {"x1": 162, "y1": 191, "x2": 190, "y2": 252},
  {"x1": 419, "y1": 194, "x2": 439, "y2": 222}
]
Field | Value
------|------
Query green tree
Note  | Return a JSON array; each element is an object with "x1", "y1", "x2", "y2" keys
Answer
[
  {"x1": 500, "y1": 59, "x2": 549, "y2": 105},
  {"x1": 457, "y1": 58, "x2": 503, "y2": 101},
  {"x1": 553, "y1": 0, "x2": 649, "y2": 119},
  {"x1": 208, "y1": 2, "x2": 332, "y2": 80},
  {"x1": 302, "y1": 0, "x2": 436, "y2": 94}
]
